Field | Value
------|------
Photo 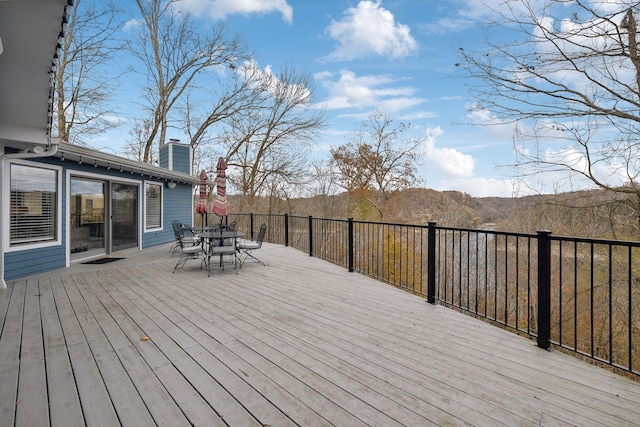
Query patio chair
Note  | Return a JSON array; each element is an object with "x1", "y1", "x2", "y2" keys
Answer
[
  {"x1": 237, "y1": 223, "x2": 267, "y2": 267},
  {"x1": 172, "y1": 225, "x2": 204, "y2": 273},
  {"x1": 221, "y1": 221, "x2": 237, "y2": 246},
  {"x1": 170, "y1": 220, "x2": 200, "y2": 256},
  {"x1": 208, "y1": 243, "x2": 238, "y2": 275}
]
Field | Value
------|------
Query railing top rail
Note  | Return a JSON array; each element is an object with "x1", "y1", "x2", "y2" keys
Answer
[
  {"x1": 243, "y1": 213, "x2": 640, "y2": 245},
  {"x1": 434, "y1": 225, "x2": 536, "y2": 239},
  {"x1": 550, "y1": 234, "x2": 640, "y2": 247}
]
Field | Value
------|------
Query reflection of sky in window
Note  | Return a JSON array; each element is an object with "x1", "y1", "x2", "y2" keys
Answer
[
  {"x1": 71, "y1": 179, "x2": 104, "y2": 196},
  {"x1": 112, "y1": 184, "x2": 137, "y2": 200},
  {"x1": 11, "y1": 165, "x2": 56, "y2": 192}
]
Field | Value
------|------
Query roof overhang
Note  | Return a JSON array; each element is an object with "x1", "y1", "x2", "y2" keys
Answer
[
  {"x1": 0, "y1": 0, "x2": 71, "y2": 148},
  {"x1": 54, "y1": 142, "x2": 200, "y2": 185}
]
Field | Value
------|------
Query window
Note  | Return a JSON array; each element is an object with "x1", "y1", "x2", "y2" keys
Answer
[
  {"x1": 10, "y1": 164, "x2": 58, "y2": 245},
  {"x1": 145, "y1": 182, "x2": 162, "y2": 230}
]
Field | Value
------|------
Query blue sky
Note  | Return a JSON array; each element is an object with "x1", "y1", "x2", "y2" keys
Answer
[{"x1": 100, "y1": 0, "x2": 531, "y2": 197}]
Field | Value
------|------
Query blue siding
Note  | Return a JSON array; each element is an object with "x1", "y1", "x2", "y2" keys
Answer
[
  {"x1": 5, "y1": 245, "x2": 66, "y2": 280},
  {"x1": 142, "y1": 183, "x2": 193, "y2": 248},
  {"x1": 159, "y1": 145, "x2": 169, "y2": 169},
  {"x1": 171, "y1": 144, "x2": 191, "y2": 174}
]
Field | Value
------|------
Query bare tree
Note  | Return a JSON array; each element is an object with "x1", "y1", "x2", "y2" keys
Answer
[
  {"x1": 459, "y1": 0, "x2": 640, "y2": 235},
  {"x1": 330, "y1": 112, "x2": 422, "y2": 220},
  {"x1": 304, "y1": 159, "x2": 343, "y2": 217},
  {"x1": 221, "y1": 64, "x2": 326, "y2": 211},
  {"x1": 123, "y1": 118, "x2": 153, "y2": 162},
  {"x1": 54, "y1": 0, "x2": 124, "y2": 145},
  {"x1": 131, "y1": 0, "x2": 250, "y2": 163},
  {"x1": 185, "y1": 64, "x2": 265, "y2": 172}
]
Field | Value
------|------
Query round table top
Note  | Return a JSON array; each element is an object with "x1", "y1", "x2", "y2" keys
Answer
[
  {"x1": 190, "y1": 226, "x2": 225, "y2": 232},
  {"x1": 198, "y1": 230, "x2": 244, "y2": 239}
]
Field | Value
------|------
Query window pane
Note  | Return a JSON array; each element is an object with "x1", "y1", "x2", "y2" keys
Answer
[
  {"x1": 10, "y1": 164, "x2": 57, "y2": 245},
  {"x1": 145, "y1": 183, "x2": 161, "y2": 229}
]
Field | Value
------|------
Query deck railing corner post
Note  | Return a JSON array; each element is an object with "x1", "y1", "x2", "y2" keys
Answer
[
  {"x1": 250, "y1": 213, "x2": 255, "y2": 240},
  {"x1": 348, "y1": 217, "x2": 354, "y2": 272},
  {"x1": 284, "y1": 213, "x2": 289, "y2": 247},
  {"x1": 308, "y1": 215, "x2": 313, "y2": 257},
  {"x1": 537, "y1": 229, "x2": 552, "y2": 350},
  {"x1": 427, "y1": 221, "x2": 437, "y2": 304}
]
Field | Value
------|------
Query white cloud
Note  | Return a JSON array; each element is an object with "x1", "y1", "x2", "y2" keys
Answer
[
  {"x1": 240, "y1": 60, "x2": 310, "y2": 99},
  {"x1": 324, "y1": 0, "x2": 418, "y2": 61},
  {"x1": 397, "y1": 111, "x2": 438, "y2": 121},
  {"x1": 123, "y1": 18, "x2": 141, "y2": 33},
  {"x1": 424, "y1": 126, "x2": 476, "y2": 178},
  {"x1": 466, "y1": 103, "x2": 518, "y2": 141},
  {"x1": 315, "y1": 69, "x2": 427, "y2": 116},
  {"x1": 543, "y1": 146, "x2": 588, "y2": 174},
  {"x1": 542, "y1": 145, "x2": 629, "y2": 190},
  {"x1": 420, "y1": 0, "x2": 504, "y2": 35},
  {"x1": 174, "y1": 0, "x2": 293, "y2": 23}
]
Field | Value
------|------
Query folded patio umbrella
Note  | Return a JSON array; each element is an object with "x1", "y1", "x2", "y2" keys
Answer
[
  {"x1": 196, "y1": 169, "x2": 208, "y2": 226},
  {"x1": 212, "y1": 157, "x2": 230, "y2": 220}
]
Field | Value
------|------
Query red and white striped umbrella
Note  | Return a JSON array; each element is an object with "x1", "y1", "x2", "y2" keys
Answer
[
  {"x1": 212, "y1": 157, "x2": 230, "y2": 217},
  {"x1": 196, "y1": 169, "x2": 208, "y2": 215}
]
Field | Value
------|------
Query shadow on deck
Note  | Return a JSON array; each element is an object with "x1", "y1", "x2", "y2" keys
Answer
[{"x1": 1, "y1": 243, "x2": 640, "y2": 426}]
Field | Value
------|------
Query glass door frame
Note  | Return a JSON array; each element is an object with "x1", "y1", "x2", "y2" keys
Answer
[
  {"x1": 67, "y1": 170, "x2": 141, "y2": 262},
  {"x1": 69, "y1": 176, "x2": 107, "y2": 261},
  {"x1": 110, "y1": 181, "x2": 139, "y2": 252}
]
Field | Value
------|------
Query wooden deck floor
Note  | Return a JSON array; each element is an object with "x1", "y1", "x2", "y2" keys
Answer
[{"x1": 1, "y1": 243, "x2": 640, "y2": 426}]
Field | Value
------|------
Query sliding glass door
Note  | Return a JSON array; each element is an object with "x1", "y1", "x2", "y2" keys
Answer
[
  {"x1": 70, "y1": 178, "x2": 139, "y2": 260},
  {"x1": 70, "y1": 178, "x2": 106, "y2": 260},
  {"x1": 111, "y1": 183, "x2": 138, "y2": 251}
]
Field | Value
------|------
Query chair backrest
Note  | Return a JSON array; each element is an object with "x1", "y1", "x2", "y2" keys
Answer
[
  {"x1": 255, "y1": 223, "x2": 267, "y2": 245},
  {"x1": 172, "y1": 221, "x2": 183, "y2": 240},
  {"x1": 172, "y1": 221, "x2": 194, "y2": 249}
]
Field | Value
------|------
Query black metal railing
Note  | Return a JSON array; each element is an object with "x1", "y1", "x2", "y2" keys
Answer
[{"x1": 221, "y1": 213, "x2": 640, "y2": 378}]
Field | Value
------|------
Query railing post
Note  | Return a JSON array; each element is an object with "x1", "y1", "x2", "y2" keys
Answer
[
  {"x1": 250, "y1": 213, "x2": 255, "y2": 240},
  {"x1": 308, "y1": 215, "x2": 313, "y2": 257},
  {"x1": 427, "y1": 221, "x2": 437, "y2": 304},
  {"x1": 537, "y1": 230, "x2": 552, "y2": 350},
  {"x1": 284, "y1": 213, "x2": 289, "y2": 247},
  {"x1": 348, "y1": 218, "x2": 354, "y2": 272}
]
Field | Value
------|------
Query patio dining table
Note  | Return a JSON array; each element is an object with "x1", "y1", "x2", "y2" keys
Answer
[{"x1": 199, "y1": 230, "x2": 244, "y2": 275}]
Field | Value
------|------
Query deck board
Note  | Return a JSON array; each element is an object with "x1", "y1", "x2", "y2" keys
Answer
[
  {"x1": 39, "y1": 276, "x2": 85, "y2": 427},
  {"x1": 218, "y1": 285, "x2": 531, "y2": 426},
  {"x1": 1, "y1": 242, "x2": 640, "y2": 426},
  {"x1": 1, "y1": 281, "x2": 24, "y2": 427},
  {"x1": 98, "y1": 270, "x2": 263, "y2": 426},
  {"x1": 64, "y1": 273, "x2": 157, "y2": 427},
  {"x1": 78, "y1": 271, "x2": 192, "y2": 426},
  {"x1": 53, "y1": 275, "x2": 121, "y2": 427}
]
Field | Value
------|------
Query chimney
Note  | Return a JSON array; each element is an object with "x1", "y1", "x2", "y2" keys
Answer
[{"x1": 159, "y1": 139, "x2": 192, "y2": 175}]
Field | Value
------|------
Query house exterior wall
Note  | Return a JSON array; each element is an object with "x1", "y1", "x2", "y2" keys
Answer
[
  {"x1": 5, "y1": 243, "x2": 67, "y2": 280},
  {"x1": 4, "y1": 155, "x2": 194, "y2": 280},
  {"x1": 142, "y1": 184, "x2": 193, "y2": 248}
]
